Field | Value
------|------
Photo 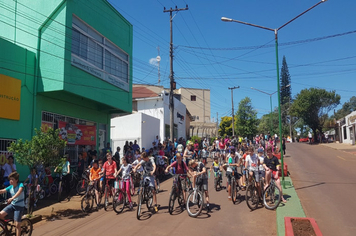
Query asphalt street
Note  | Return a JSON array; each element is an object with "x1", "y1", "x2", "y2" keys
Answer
[
  {"x1": 286, "y1": 142, "x2": 356, "y2": 236},
  {"x1": 33, "y1": 162, "x2": 276, "y2": 236}
]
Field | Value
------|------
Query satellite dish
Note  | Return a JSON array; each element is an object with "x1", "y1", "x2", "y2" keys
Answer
[{"x1": 156, "y1": 55, "x2": 161, "y2": 62}]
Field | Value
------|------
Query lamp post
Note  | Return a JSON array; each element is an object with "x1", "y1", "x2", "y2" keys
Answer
[
  {"x1": 228, "y1": 86, "x2": 240, "y2": 136},
  {"x1": 222, "y1": 0, "x2": 327, "y2": 188},
  {"x1": 251, "y1": 85, "x2": 290, "y2": 135}
]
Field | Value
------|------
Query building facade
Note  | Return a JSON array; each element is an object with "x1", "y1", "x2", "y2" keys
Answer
[
  {"x1": 0, "y1": 0, "x2": 133, "y2": 177},
  {"x1": 175, "y1": 87, "x2": 217, "y2": 138},
  {"x1": 337, "y1": 111, "x2": 356, "y2": 145}
]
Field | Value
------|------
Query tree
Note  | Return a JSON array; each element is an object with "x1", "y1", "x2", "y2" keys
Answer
[
  {"x1": 333, "y1": 96, "x2": 356, "y2": 120},
  {"x1": 280, "y1": 55, "x2": 292, "y2": 105},
  {"x1": 219, "y1": 116, "x2": 232, "y2": 137},
  {"x1": 291, "y1": 88, "x2": 340, "y2": 141},
  {"x1": 235, "y1": 97, "x2": 258, "y2": 139},
  {"x1": 257, "y1": 110, "x2": 278, "y2": 135},
  {"x1": 8, "y1": 128, "x2": 67, "y2": 170}
]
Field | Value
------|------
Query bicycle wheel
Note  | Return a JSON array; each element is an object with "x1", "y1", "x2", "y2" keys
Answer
[
  {"x1": 38, "y1": 189, "x2": 46, "y2": 200},
  {"x1": 130, "y1": 177, "x2": 135, "y2": 196},
  {"x1": 104, "y1": 186, "x2": 109, "y2": 211},
  {"x1": 20, "y1": 218, "x2": 33, "y2": 236},
  {"x1": 146, "y1": 190, "x2": 153, "y2": 210},
  {"x1": 49, "y1": 183, "x2": 57, "y2": 195},
  {"x1": 57, "y1": 181, "x2": 62, "y2": 202},
  {"x1": 231, "y1": 178, "x2": 237, "y2": 204},
  {"x1": 246, "y1": 185, "x2": 259, "y2": 210},
  {"x1": 0, "y1": 222, "x2": 6, "y2": 235},
  {"x1": 76, "y1": 179, "x2": 88, "y2": 195},
  {"x1": 81, "y1": 193, "x2": 94, "y2": 213},
  {"x1": 136, "y1": 188, "x2": 143, "y2": 220},
  {"x1": 214, "y1": 178, "x2": 218, "y2": 191},
  {"x1": 113, "y1": 190, "x2": 126, "y2": 214},
  {"x1": 263, "y1": 183, "x2": 281, "y2": 210},
  {"x1": 177, "y1": 190, "x2": 185, "y2": 210},
  {"x1": 168, "y1": 188, "x2": 176, "y2": 215},
  {"x1": 186, "y1": 190, "x2": 203, "y2": 218},
  {"x1": 156, "y1": 178, "x2": 160, "y2": 193}
]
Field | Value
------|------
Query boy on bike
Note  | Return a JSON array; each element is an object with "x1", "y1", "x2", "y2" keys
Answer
[
  {"x1": 133, "y1": 152, "x2": 159, "y2": 213},
  {"x1": 188, "y1": 160, "x2": 210, "y2": 212},
  {"x1": 245, "y1": 146, "x2": 263, "y2": 200},
  {"x1": 224, "y1": 150, "x2": 241, "y2": 201},
  {"x1": 89, "y1": 160, "x2": 102, "y2": 209},
  {"x1": 0, "y1": 172, "x2": 25, "y2": 236},
  {"x1": 263, "y1": 146, "x2": 287, "y2": 203}
]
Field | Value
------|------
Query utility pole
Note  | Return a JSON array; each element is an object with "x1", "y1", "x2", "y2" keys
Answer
[
  {"x1": 164, "y1": 5, "x2": 188, "y2": 142},
  {"x1": 228, "y1": 86, "x2": 240, "y2": 136}
]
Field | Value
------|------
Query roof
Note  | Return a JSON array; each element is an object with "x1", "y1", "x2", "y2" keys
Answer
[{"x1": 132, "y1": 87, "x2": 159, "y2": 99}]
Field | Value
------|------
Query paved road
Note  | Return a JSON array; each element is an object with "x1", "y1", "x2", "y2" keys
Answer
[
  {"x1": 34, "y1": 163, "x2": 276, "y2": 236},
  {"x1": 286, "y1": 143, "x2": 356, "y2": 236}
]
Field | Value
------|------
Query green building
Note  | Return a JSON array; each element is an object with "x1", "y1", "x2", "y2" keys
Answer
[{"x1": 0, "y1": 0, "x2": 133, "y2": 179}]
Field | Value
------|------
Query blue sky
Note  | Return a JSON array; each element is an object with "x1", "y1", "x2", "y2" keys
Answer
[{"x1": 109, "y1": 0, "x2": 356, "y2": 120}]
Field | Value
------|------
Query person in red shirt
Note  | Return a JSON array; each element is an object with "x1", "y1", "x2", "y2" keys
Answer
[
  {"x1": 102, "y1": 153, "x2": 117, "y2": 194},
  {"x1": 165, "y1": 153, "x2": 192, "y2": 203}
]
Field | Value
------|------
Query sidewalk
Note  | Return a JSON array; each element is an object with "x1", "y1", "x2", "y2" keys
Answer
[
  {"x1": 321, "y1": 142, "x2": 356, "y2": 155},
  {"x1": 276, "y1": 177, "x2": 306, "y2": 236}
]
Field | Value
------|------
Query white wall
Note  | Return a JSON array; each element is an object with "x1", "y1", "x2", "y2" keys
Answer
[{"x1": 111, "y1": 113, "x2": 160, "y2": 155}]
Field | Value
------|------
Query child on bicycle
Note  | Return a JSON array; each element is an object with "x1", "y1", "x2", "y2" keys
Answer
[
  {"x1": 133, "y1": 152, "x2": 158, "y2": 213},
  {"x1": 188, "y1": 160, "x2": 210, "y2": 212},
  {"x1": 115, "y1": 157, "x2": 133, "y2": 209},
  {"x1": 23, "y1": 168, "x2": 38, "y2": 197},
  {"x1": 0, "y1": 172, "x2": 25, "y2": 236},
  {"x1": 223, "y1": 150, "x2": 241, "y2": 201},
  {"x1": 245, "y1": 146, "x2": 262, "y2": 200},
  {"x1": 98, "y1": 160, "x2": 104, "y2": 192},
  {"x1": 90, "y1": 161, "x2": 102, "y2": 209},
  {"x1": 211, "y1": 156, "x2": 222, "y2": 179}
]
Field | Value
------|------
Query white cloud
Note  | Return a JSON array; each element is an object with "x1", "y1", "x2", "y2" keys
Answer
[{"x1": 149, "y1": 57, "x2": 158, "y2": 67}]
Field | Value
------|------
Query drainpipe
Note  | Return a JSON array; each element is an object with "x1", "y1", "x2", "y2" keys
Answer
[{"x1": 32, "y1": 0, "x2": 67, "y2": 136}]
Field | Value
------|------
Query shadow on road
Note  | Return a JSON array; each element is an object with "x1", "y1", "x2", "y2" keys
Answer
[
  {"x1": 295, "y1": 182, "x2": 325, "y2": 191},
  {"x1": 46, "y1": 209, "x2": 89, "y2": 221}
]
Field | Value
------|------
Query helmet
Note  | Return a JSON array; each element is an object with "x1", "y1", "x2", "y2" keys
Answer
[{"x1": 257, "y1": 148, "x2": 264, "y2": 153}]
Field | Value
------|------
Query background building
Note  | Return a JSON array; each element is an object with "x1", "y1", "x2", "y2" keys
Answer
[{"x1": 0, "y1": 0, "x2": 133, "y2": 178}]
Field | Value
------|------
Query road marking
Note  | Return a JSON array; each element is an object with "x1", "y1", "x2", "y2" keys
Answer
[{"x1": 337, "y1": 156, "x2": 346, "y2": 160}]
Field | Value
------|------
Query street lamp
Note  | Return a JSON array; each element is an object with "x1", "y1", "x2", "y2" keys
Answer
[
  {"x1": 251, "y1": 84, "x2": 290, "y2": 135},
  {"x1": 222, "y1": 0, "x2": 327, "y2": 188}
]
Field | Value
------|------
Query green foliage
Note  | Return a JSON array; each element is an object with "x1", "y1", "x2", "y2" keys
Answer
[
  {"x1": 291, "y1": 88, "x2": 340, "y2": 139},
  {"x1": 8, "y1": 128, "x2": 67, "y2": 169},
  {"x1": 235, "y1": 97, "x2": 258, "y2": 139},
  {"x1": 218, "y1": 116, "x2": 232, "y2": 137},
  {"x1": 333, "y1": 96, "x2": 356, "y2": 120},
  {"x1": 257, "y1": 110, "x2": 278, "y2": 134},
  {"x1": 280, "y1": 56, "x2": 292, "y2": 105}
]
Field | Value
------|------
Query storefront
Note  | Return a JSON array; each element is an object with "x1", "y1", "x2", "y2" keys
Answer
[{"x1": 340, "y1": 111, "x2": 356, "y2": 145}]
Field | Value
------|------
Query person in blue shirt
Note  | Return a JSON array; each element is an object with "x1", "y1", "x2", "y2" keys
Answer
[{"x1": 0, "y1": 172, "x2": 25, "y2": 236}]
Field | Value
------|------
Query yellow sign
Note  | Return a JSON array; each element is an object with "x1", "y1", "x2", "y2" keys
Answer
[{"x1": 0, "y1": 74, "x2": 21, "y2": 120}]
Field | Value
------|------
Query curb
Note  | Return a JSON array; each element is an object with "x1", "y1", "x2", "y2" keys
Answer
[{"x1": 276, "y1": 177, "x2": 306, "y2": 236}]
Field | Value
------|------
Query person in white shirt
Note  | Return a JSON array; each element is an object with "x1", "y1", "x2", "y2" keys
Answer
[
  {"x1": 3, "y1": 156, "x2": 16, "y2": 183},
  {"x1": 245, "y1": 146, "x2": 262, "y2": 200},
  {"x1": 154, "y1": 135, "x2": 160, "y2": 147}
]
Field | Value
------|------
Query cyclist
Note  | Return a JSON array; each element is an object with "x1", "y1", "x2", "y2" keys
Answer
[
  {"x1": 263, "y1": 146, "x2": 287, "y2": 203},
  {"x1": 102, "y1": 153, "x2": 117, "y2": 197},
  {"x1": 89, "y1": 160, "x2": 102, "y2": 209},
  {"x1": 115, "y1": 157, "x2": 133, "y2": 209},
  {"x1": 0, "y1": 172, "x2": 24, "y2": 236},
  {"x1": 201, "y1": 146, "x2": 208, "y2": 165},
  {"x1": 257, "y1": 148, "x2": 265, "y2": 183},
  {"x1": 188, "y1": 160, "x2": 210, "y2": 212},
  {"x1": 224, "y1": 150, "x2": 241, "y2": 201},
  {"x1": 245, "y1": 146, "x2": 262, "y2": 200},
  {"x1": 98, "y1": 160, "x2": 104, "y2": 192},
  {"x1": 183, "y1": 142, "x2": 194, "y2": 166},
  {"x1": 211, "y1": 156, "x2": 222, "y2": 188},
  {"x1": 165, "y1": 153, "x2": 191, "y2": 204},
  {"x1": 133, "y1": 152, "x2": 159, "y2": 213}
]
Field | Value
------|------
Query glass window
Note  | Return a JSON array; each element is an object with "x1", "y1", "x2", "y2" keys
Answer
[{"x1": 191, "y1": 95, "x2": 196, "y2": 101}]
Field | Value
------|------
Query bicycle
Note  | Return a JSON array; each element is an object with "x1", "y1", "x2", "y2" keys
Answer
[
  {"x1": 103, "y1": 174, "x2": 115, "y2": 211},
  {"x1": 113, "y1": 176, "x2": 133, "y2": 214},
  {"x1": 246, "y1": 170, "x2": 261, "y2": 210},
  {"x1": 0, "y1": 202, "x2": 33, "y2": 236},
  {"x1": 263, "y1": 172, "x2": 282, "y2": 210},
  {"x1": 213, "y1": 170, "x2": 222, "y2": 191},
  {"x1": 80, "y1": 180, "x2": 102, "y2": 213},
  {"x1": 76, "y1": 169, "x2": 90, "y2": 196},
  {"x1": 168, "y1": 173, "x2": 186, "y2": 215},
  {"x1": 186, "y1": 177, "x2": 204, "y2": 218},
  {"x1": 24, "y1": 184, "x2": 45, "y2": 215},
  {"x1": 230, "y1": 170, "x2": 242, "y2": 205},
  {"x1": 136, "y1": 174, "x2": 154, "y2": 220}
]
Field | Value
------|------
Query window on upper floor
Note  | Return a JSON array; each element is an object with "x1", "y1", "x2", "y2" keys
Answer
[
  {"x1": 191, "y1": 95, "x2": 196, "y2": 101},
  {"x1": 71, "y1": 15, "x2": 129, "y2": 86}
]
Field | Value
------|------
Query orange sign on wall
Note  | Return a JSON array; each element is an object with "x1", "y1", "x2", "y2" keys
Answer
[{"x1": 0, "y1": 74, "x2": 21, "y2": 120}]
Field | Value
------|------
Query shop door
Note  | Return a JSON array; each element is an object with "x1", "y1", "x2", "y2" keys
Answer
[{"x1": 351, "y1": 126, "x2": 355, "y2": 145}]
